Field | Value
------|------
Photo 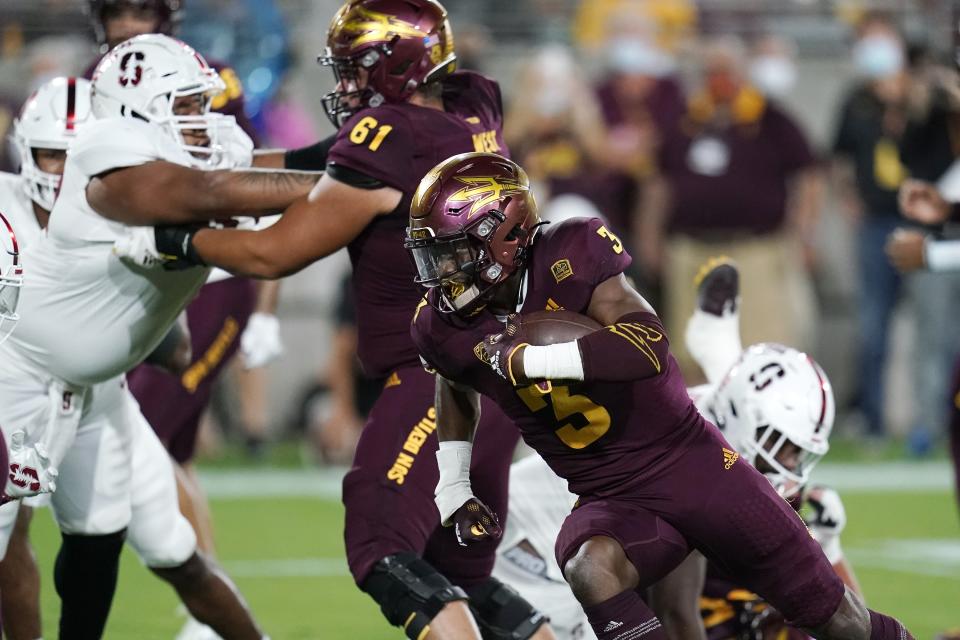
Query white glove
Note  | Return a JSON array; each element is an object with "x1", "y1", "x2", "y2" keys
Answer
[
  {"x1": 3, "y1": 430, "x2": 58, "y2": 503},
  {"x1": 804, "y1": 485, "x2": 846, "y2": 564},
  {"x1": 240, "y1": 312, "x2": 283, "y2": 369},
  {"x1": 113, "y1": 226, "x2": 165, "y2": 269}
]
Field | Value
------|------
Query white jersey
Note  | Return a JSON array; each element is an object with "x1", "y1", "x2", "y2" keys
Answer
[
  {"x1": 5, "y1": 117, "x2": 209, "y2": 385},
  {"x1": 0, "y1": 172, "x2": 43, "y2": 249}
]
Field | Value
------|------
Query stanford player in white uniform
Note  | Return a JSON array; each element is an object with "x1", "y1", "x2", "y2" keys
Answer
[{"x1": 0, "y1": 36, "x2": 314, "y2": 639}]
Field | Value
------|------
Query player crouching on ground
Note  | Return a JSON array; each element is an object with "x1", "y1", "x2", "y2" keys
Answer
[{"x1": 406, "y1": 152, "x2": 913, "y2": 640}]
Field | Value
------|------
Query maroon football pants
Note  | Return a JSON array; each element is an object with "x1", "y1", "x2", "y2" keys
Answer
[
  {"x1": 342, "y1": 365, "x2": 519, "y2": 587},
  {"x1": 555, "y1": 423, "x2": 844, "y2": 629}
]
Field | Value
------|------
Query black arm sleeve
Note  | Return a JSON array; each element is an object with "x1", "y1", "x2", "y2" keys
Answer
[
  {"x1": 326, "y1": 162, "x2": 386, "y2": 190},
  {"x1": 284, "y1": 134, "x2": 338, "y2": 171}
]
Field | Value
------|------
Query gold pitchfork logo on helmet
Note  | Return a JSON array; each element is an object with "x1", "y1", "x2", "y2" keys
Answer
[
  {"x1": 446, "y1": 176, "x2": 527, "y2": 218},
  {"x1": 337, "y1": 6, "x2": 429, "y2": 48}
]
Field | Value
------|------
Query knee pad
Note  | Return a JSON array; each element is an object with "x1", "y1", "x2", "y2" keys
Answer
[
  {"x1": 131, "y1": 512, "x2": 197, "y2": 569},
  {"x1": 361, "y1": 552, "x2": 468, "y2": 640},
  {"x1": 465, "y1": 577, "x2": 548, "y2": 640}
]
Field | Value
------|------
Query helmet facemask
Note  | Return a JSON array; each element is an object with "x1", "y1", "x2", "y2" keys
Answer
[
  {"x1": 150, "y1": 86, "x2": 226, "y2": 167},
  {"x1": 0, "y1": 214, "x2": 22, "y2": 347},
  {"x1": 319, "y1": 47, "x2": 386, "y2": 128},
  {"x1": 13, "y1": 140, "x2": 64, "y2": 211},
  {"x1": 407, "y1": 213, "x2": 511, "y2": 314},
  {"x1": 744, "y1": 424, "x2": 828, "y2": 498}
]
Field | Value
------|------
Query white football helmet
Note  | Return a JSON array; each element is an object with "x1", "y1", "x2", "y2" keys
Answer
[
  {"x1": 0, "y1": 212, "x2": 24, "y2": 345},
  {"x1": 90, "y1": 33, "x2": 226, "y2": 166},
  {"x1": 12, "y1": 77, "x2": 93, "y2": 211},
  {"x1": 708, "y1": 343, "x2": 835, "y2": 496}
]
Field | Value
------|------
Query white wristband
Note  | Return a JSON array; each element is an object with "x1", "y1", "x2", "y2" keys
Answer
[
  {"x1": 522, "y1": 342, "x2": 584, "y2": 381},
  {"x1": 924, "y1": 238, "x2": 960, "y2": 272},
  {"x1": 435, "y1": 440, "x2": 474, "y2": 526}
]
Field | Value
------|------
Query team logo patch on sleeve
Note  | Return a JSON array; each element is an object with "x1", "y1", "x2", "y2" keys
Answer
[
  {"x1": 473, "y1": 341, "x2": 492, "y2": 365},
  {"x1": 551, "y1": 259, "x2": 573, "y2": 283}
]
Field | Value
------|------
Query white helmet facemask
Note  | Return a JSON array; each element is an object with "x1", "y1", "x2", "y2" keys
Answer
[
  {"x1": 0, "y1": 213, "x2": 23, "y2": 346},
  {"x1": 12, "y1": 77, "x2": 93, "y2": 210},
  {"x1": 709, "y1": 343, "x2": 835, "y2": 497},
  {"x1": 91, "y1": 34, "x2": 227, "y2": 168}
]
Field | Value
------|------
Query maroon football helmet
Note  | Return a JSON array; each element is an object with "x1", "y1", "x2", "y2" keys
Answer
[
  {"x1": 319, "y1": 0, "x2": 457, "y2": 127},
  {"x1": 87, "y1": 0, "x2": 183, "y2": 46},
  {"x1": 405, "y1": 153, "x2": 541, "y2": 314}
]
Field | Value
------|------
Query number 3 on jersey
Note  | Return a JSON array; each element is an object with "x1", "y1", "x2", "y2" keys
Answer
[
  {"x1": 516, "y1": 382, "x2": 611, "y2": 449},
  {"x1": 596, "y1": 225, "x2": 623, "y2": 254},
  {"x1": 350, "y1": 116, "x2": 393, "y2": 151}
]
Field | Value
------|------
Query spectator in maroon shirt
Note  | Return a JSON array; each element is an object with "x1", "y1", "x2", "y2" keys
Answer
[
  {"x1": 650, "y1": 35, "x2": 822, "y2": 383},
  {"x1": 504, "y1": 46, "x2": 625, "y2": 234}
]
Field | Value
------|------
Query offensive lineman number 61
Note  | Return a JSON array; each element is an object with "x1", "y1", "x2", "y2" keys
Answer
[{"x1": 350, "y1": 116, "x2": 393, "y2": 151}]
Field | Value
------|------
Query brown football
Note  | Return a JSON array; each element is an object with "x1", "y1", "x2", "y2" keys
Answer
[{"x1": 521, "y1": 310, "x2": 602, "y2": 345}]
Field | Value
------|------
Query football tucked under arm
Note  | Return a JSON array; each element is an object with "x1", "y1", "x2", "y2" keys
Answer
[{"x1": 493, "y1": 310, "x2": 670, "y2": 384}]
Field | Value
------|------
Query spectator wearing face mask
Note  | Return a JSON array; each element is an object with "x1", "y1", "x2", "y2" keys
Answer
[
  {"x1": 831, "y1": 12, "x2": 944, "y2": 442},
  {"x1": 649, "y1": 35, "x2": 821, "y2": 384},
  {"x1": 504, "y1": 46, "x2": 631, "y2": 240},
  {"x1": 749, "y1": 34, "x2": 799, "y2": 103},
  {"x1": 589, "y1": 16, "x2": 688, "y2": 301}
]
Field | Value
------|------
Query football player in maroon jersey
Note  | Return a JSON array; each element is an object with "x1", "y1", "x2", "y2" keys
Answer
[
  {"x1": 405, "y1": 152, "x2": 913, "y2": 640},
  {"x1": 144, "y1": 1, "x2": 554, "y2": 638}
]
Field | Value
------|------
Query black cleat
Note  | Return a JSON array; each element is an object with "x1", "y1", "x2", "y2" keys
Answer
[{"x1": 693, "y1": 257, "x2": 739, "y2": 317}]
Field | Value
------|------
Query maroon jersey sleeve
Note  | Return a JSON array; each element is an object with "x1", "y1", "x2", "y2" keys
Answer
[
  {"x1": 326, "y1": 106, "x2": 419, "y2": 192},
  {"x1": 541, "y1": 217, "x2": 633, "y2": 292}
]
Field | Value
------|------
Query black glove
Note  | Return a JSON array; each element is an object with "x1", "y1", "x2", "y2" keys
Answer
[
  {"x1": 482, "y1": 314, "x2": 529, "y2": 386},
  {"x1": 154, "y1": 225, "x2": 206, "y2": 270},
  {"x1": 451, "y1": 497, "x2": 502, "y2": 547}
]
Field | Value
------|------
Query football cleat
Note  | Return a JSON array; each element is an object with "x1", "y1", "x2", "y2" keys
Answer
[
  {"x1": 693, "y1": 256, "x2": 739, "y2": 317},
  {"x1": 686, "y1": 257, "x2": 743, "y2": 383}
]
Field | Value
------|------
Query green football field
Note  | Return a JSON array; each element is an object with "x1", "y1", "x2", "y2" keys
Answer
[{"x1": 23, "y1": 468, "x2": 960, "y2": 639}]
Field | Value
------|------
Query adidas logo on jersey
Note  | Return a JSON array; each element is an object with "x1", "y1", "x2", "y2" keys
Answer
[
  {"x1": 603, "y1": 621, "x2": 623, "y2": 632},
  {"x1": 723, "y1": 447, "x2": 739, "y2": 470}
]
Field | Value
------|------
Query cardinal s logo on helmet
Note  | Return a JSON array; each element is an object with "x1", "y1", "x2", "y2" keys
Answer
[{"x1": 118, "y1": 51, "x2": 145, "y2": 87}]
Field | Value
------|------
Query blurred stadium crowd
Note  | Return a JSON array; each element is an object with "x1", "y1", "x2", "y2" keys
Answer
[{"x1": 1, "y1": 0, "x2": 959, "y2": 464}]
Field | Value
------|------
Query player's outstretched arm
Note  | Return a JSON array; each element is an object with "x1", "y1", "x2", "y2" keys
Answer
[
  {"x1": 647, "y1": 551, "x2": 708, "y2": 640},
  {"x1": 87, "y1": 161, "x2": 320, "y2": 226},
  {"x1": 184, "y1": 174, "x2": 402, "y2": 278}
]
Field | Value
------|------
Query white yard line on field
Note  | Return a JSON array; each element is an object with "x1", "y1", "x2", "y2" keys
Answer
[
  {"x1": 845, "y1": 539, "x2": 960, "y2": 579},
  {"x1": 197, "y1": 462, "x2": 954, "y2": 500},
  {"x1": 225, "y1": 557, "x2": 350, "y2": 578}
]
